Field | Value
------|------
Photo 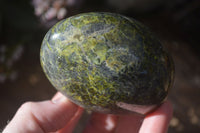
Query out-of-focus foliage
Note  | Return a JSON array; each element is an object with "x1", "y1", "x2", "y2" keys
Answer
[
  {"x1": 0, "y1": 0, "x2": 38, "y2": 83},
  {"x1": 107, "y1": 0, "x2": 164, "y2": 12},
  {"x1": 0, "y1": 0, "x2": 38, "y2": 42},
  {"x1": 0, "y1": 45, "x2": 23, "y2": 83}
]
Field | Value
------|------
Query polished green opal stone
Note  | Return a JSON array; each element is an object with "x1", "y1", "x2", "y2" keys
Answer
[{"x1": 40, "y1": 12, "x2": 174, "y2": 114}]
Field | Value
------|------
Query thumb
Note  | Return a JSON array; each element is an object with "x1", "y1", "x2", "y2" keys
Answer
[
  {"x1": 139, "y1": 100, "x2": 173, "y2": 133},
  {"x1": 3, "y1": 93, "x2": 82, "y2": 133}
]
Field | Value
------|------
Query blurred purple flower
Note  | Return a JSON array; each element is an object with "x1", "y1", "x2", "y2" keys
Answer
[{"x1": 32, "y1": 0, "x2": 82, "y2": 23}]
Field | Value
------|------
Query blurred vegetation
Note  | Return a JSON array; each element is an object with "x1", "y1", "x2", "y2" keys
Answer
[
  {"x1": 0, "y1": 0, "x2": 37, "y2": 82},
  {"x1": 0, "y1": 0, "x2": 38, "y2": 44}
]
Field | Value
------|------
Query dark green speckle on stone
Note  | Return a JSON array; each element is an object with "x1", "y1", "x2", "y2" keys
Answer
[{"x1": 40, "y1": 12, "x2": 174, "y2": 114}]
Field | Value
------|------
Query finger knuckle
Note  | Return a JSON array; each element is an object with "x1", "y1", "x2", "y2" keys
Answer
[{"x1": 18, "y1": 102, "x2": 35, "y2": 114}]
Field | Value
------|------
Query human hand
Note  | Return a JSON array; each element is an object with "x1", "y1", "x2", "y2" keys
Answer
[{"x1": 3, "y1": 92, "x2": 173, "y2": 133}]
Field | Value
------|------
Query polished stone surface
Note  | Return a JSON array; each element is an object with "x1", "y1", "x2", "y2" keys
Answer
[{"x1": 40, "y1": 12, "x2": 174, "y2": 114}]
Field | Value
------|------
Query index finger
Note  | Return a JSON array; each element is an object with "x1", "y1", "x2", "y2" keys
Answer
[{"x1": 3, "y1": 92, "x2": 80, "y2": 133}]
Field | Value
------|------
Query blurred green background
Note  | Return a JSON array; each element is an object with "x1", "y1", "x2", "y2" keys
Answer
[{"x1": 0, "y1": 0, "x2": 200, "y2": 132}]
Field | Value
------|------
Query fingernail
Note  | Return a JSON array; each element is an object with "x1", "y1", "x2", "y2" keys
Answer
[{"x1": 52, "y1": 95, "x2": 67, "y2": 104}]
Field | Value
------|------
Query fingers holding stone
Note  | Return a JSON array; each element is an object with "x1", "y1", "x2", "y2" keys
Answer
[{"x1": 83, "y1": 112, "x2": 118, "y2": 133}]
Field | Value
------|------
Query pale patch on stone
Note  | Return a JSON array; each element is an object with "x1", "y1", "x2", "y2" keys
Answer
[{"x1": 116, "y1": 102, "x2": 157, "y2": 114}]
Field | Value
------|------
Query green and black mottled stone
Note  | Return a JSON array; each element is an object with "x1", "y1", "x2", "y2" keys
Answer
[{"x1": 40, "y1": 12, "x2": 174, "y2": 114}]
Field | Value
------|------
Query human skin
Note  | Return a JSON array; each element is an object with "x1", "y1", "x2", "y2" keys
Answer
[{"x1": 3, "y1": 92, "x2": 173, "y2": 133}]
